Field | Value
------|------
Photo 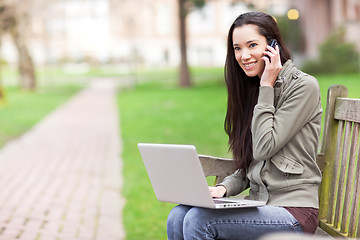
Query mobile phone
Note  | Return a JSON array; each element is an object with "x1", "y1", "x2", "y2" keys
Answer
[{"x1": 266, "y1": 39, "x2": 280, "y2": 62}]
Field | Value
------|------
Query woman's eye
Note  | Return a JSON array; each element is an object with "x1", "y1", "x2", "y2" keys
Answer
[
  {"x1": 249, "y1": 43, "x2": 257, "y2": 48},
  {"x1": 234, "y1": 47, "x2": 240, "y2": 51}
]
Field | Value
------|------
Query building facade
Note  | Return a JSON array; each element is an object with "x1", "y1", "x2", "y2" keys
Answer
[
  {"x1": 291, "y1": 0, "x2": 360, "y2": 58},
  {"x1": 1, "y1": 0, "x2": 359, "y2": 69}
]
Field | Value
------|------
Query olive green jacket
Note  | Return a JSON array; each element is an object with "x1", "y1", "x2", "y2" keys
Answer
[{"x1": 220, "y1": 60, "x2": 323, "y2": 208}]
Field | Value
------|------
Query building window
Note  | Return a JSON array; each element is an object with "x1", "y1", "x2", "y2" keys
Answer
[
  {"x1": 343, "y1": 0, "x2": 348, "y2": 20},
  {"x1": 355, "y1": 4, "x2": 360, "y2": 20}
]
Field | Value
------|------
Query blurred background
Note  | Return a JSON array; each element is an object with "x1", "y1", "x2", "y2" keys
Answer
[
  {"x1": 0, "y1": 0, "x2": 359, "y2": 90},
  {"x1": 1, "y1": 1, "x2": 360, "y2": 240}
]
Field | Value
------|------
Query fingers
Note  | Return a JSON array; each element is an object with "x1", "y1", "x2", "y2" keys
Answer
[
  {"x1": 263, "y1": 45, "x2": 280, "y2": 64},
  {"x1": 262, "y1": 56, "x2": 270, "y2": 64},
  {"x1": 262, "y1": 46, "x2": 280, "y2": 63},
  {"x1": 209, "y1": 186, "x2": 227, "y2": 198},
  {"x1": 267, "y1": 44, "x2": 279, "y2": 53},
  {"x1": 266, "y1": 44, "x2": 279, "y2": 55},
  {"x1": 260, "y1": 44, "x2": 282, "y2": 87}
]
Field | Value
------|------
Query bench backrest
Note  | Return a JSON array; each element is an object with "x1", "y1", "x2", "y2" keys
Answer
[
  {"x1": 199, "y1": 84, "x2": 360, "y2": 238},
  {"x1": 317, "y1": 85, "x2": 360, "y2": 238}
]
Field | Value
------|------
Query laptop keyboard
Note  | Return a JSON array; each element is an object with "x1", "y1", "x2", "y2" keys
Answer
[{"x1": 213, "y1": 199, "x2": 245, "y2": 204}]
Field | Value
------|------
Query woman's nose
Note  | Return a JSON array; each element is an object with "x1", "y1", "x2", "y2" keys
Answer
[{"x1": 241, "y1": 50, "x2": 251, "y2": 60}]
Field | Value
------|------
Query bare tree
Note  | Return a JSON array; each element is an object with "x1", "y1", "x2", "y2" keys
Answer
[
  {"x1": 0, "y1": 31, "x2": 5, "y2": 103},
  {"x1": 0, "y1": 0, "x2": 36, "y2": 91},
  {"x1": 0, "y1": 2, "x2": 16, "y2": 101},
  {"x1": 11, "y1": 17, "x2": 36, "y2": 90},
  {"x1": 178, "y1": 0, "x2": 205, "y2": 87}
]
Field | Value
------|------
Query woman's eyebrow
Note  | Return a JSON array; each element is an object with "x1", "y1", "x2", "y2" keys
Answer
[
  {"x1": 246, "y1": 39, "x2": 258, "y2": 44},
  {"x1": 233, "y1": 39, "x2": 259, "y2": 46}
]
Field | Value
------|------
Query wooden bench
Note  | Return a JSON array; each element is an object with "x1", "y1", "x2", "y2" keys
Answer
[{"x1": 199, "y1": 85, "x2": 360, "y2": 238}]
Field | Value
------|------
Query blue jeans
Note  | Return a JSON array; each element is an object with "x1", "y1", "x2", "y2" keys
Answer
[{"x1": 167, "y1": 205, "x2": 303, "y2": 240}]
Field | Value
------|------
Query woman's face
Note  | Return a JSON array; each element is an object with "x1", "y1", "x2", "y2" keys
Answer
[{"x1": 232, "y1": 24, "x2": 268, "y2": 78}]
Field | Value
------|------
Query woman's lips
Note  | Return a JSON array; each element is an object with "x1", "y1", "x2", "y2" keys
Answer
[{"x1": 243, "y1": 62, "x2": 256, "y2": 70}]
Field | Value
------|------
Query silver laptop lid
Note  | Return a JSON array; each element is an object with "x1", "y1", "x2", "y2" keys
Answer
[{"x1": 138, "y1": 143, "x2": 215, "y2": 208}]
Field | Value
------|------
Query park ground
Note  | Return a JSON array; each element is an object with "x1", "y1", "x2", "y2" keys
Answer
[{"x1": 0, "y1": 66, "x2": 359, "y2": 239}]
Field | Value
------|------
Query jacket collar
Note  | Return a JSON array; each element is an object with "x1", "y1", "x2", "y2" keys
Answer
[
  {"x1": 275, "y1": 59, "x2": 296, "y2": 86},
  {"x1": 274, "y1": 59, "x2": 297, "y2": 103}
]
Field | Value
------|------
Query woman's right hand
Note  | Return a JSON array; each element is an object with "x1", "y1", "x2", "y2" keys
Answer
[
  {"x1": 209, "y1": 186, "x2": 227, "y2": 198},
  {"x1": 260, "y1": 44, "x2": 282, "y2": 87}
]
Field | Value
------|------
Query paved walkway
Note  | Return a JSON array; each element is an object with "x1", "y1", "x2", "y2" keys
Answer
[{"x1": 0, "y1": 79, "x2": 125, "y2": 240}]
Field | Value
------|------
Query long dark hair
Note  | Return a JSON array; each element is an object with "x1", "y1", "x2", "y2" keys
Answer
[{"x1": 224, "y1": 12, "x2": 291, "y2": 174}]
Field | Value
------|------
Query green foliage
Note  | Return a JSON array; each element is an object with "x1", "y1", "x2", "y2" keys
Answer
[
  {"x1": 302, "y1": 28, "x2": 360, "y2": 74},
  {"x1": 0, "y1": 58, "x2": 8, "y2": 65},
  {"x1": 185, "y1": 0, "x2": 205, "y2": 13},
  {"x1": 190, "y1": 0, "x2": 205, "y2": 8},
  {"x1": 276, "y1": 15, "x2": 304, "y2": 52}
]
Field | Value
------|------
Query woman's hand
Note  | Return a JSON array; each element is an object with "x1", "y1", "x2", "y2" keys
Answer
[
  {"x1": 260, "y1": 45, "x2": 282, "y2": 87},
  {"x1": 209, "y1": 186, "x2": 227, "y2": 198}
]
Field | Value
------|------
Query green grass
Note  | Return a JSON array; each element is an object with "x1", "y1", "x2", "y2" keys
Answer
[
  {"x1": 1, "y1": 65, "x2": 132, "y2": 87},
  {"x1": 315, "y1": 73, "x2": 360, "y2": 141},
  {"x1": 316, "y1": 73, "x2": 360, "y2": 99},
  {"x1": 0, "y1": 84, "x2": 83, "y2": 147},
  {"x1": 118, "y1": 69, "x2": 360, "y2": 240},
  {"x1": 118, "y1": 81, "x2": 229, "y2": 240}
]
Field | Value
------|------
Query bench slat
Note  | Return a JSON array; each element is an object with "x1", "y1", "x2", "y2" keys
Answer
[
  {"x1": 334, "y1": 121, "x2": 352, "y2": 229},
  {"x1": 318, "y1": 221, "x2": 347, "y2": 238},
  {"x1": 341, "y1": 122, "x2": 359, "y2": 234},
  {"x1": 358, "y1": 197, "x2": 360, "y2": 237},
  {"x1": 348, "y1": 122, "x2": 360, "y2": 237},
  {"x1": 334, "y1": 98, "x2": 360, "y2": 123},
  {"x1": 327, "y1": 120, "x2": 345, "y2": 224},
  {"x1": 319, "y1": 85, "x2": 348, "y2": 222}
]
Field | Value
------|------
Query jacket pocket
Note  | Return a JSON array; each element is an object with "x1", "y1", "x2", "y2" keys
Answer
[{"x1": 270, "y1": 154, "x2": 304, "y2": 174}]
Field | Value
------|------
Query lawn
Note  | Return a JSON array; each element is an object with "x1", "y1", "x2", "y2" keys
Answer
[
  {"x1": 0, "y1": 84, "x2": 83, "y2": 148},
  {"x1": 118, "y1": 69, "x2": 360, "y2": 240},
  {"x1": 118, "y1": 82, "x2": 229, "y2": 240}
]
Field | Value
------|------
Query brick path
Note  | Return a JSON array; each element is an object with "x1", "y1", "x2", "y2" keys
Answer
[{"x1": 0, "y1": 79, "x2": 125, "y2": 240}]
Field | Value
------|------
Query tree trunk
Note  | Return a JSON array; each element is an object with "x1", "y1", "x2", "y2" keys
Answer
[
  {"x1": 10, "y1": 22, "x2": 36, "y2": 91},
  {"x1": 178, "y1": 0, "x2": 191, "y2": 87},
  {"x1": 0, "y1": 28, "x2": 6, "y2": 104}
]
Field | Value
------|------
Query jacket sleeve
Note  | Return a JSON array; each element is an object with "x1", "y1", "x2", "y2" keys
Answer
[
  {"x1": 217, "y1": 170, "x2": 249, "y2": 197},
  {"x1": 251, "y1": 77, "x2": 320, "y2": 161}
]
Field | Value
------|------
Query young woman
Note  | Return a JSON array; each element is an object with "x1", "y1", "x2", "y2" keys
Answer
[{"x1": 167, "y1": 11, "x2": 323, "y2": 240}]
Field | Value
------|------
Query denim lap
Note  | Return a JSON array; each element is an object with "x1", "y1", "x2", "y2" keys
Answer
[{"x1": 167, "y1": 205, "x2": 303, "y2": 240}]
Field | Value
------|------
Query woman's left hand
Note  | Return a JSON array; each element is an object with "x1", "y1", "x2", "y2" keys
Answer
[{"x1": 260, "y1": 45, "x2": 282, "y2": 87}]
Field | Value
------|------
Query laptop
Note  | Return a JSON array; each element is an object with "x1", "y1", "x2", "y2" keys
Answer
[{"x1": 138, "y1": 143, "x2": 266, "y2": 209}]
